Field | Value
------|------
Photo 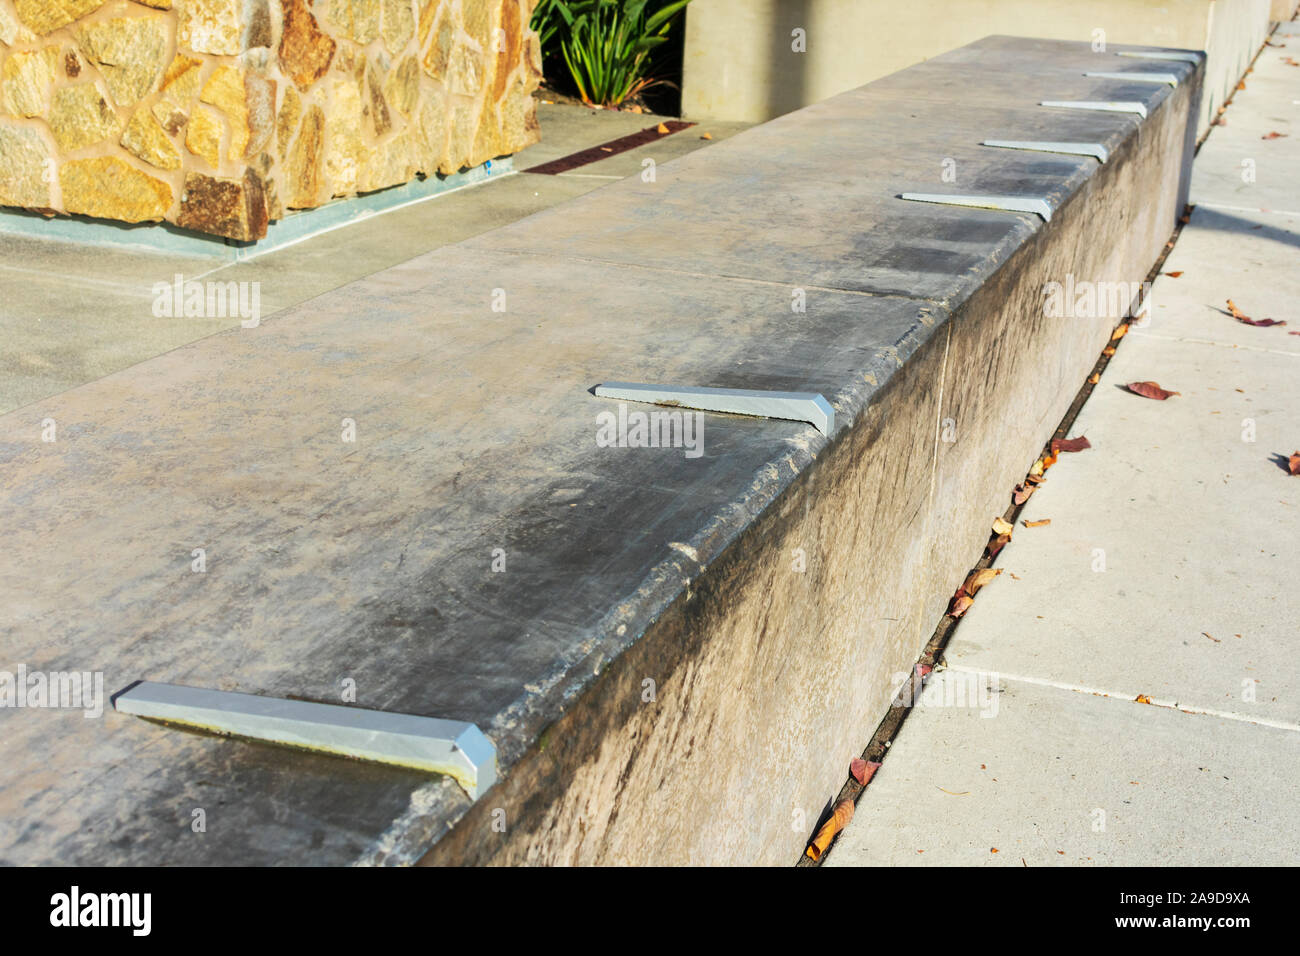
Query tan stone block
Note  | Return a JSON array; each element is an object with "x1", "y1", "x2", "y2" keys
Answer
[
  {"x1": 442, "y1": 98, "x2": 477, "y2": 174},
  {"x1": 76, "y1": 16, "x2": 170, "y2": 108},
  {"x1": 446, "y1": 44, "x2": 482, "y2": 96},
  {"x1": 463, "y1": 0, "x2": 495, "y2": 49},
  {"x1": 0, "y1": 4, "x2": 35, "y2": 46},
  {"x1": 60, "y1": 156, "x2": 171, "y2": 222},
  {"x1": 366, "y1": 62, "x2": 391, "y2": 137},
  {"x1": 48, "y1": 84, "x2": 120, "y2": 152},
  {"x1": 416, "y1": 0, "x2": 443, "y2": 48},
  {"x1": 359, "y1": 130, "x2": 411, "y2": 193},
  {"x1": 2, "y1": 48, "x2": 57, "y2": 118},
  {"x1": 276, "y1": 84, "x2": 302, "y2": 153},
  {"x1": 323, "y1": 73, "x2": 363, "y2": 195},
  {"x1": 176, "y1": 168, "x2": 269, "y2": 240},
  {"x1": 185, "y1": 105, "x2": 224, "y2": 169},
  {"x1": 491, "y1": 0, "x2": 522, "y2": 101},
  {"x1": 322, "y1": 0, "x2": 381, "y2": 44},
  {"x1": 280, "y1": 0, "x2": 336, "y2": 91},
  {"x1": 200, "y1": 65, "x2": 251, "y2": 159},
  {"x1": 121, "y1": 105, "x2": 181, "y2": 170},
  {"x1": 284, "y1": 103, "x2": 324, "y2": 207},
  {"x1": 14, "y1": 0, "x2": 106, "y2": 37},
  {"x1": 499, "y1": 77, "x2": 539, "y2": 147},
  {"x1": 382, "y1": 0, "x2": 415, "y2": 56},
  {"x1": 152, "y1": 100, "x2": 187, "y2": 135},
  {"x1": 153, "y1": 57, "x2": 205, "y2": 135},
  {"x1": 410, "y1": 90, "x2": 446, "y2": 174},
  {"x1": 383, "y1": 55, "x2": 420, "y2": 118},
  {"x1": 422, "y1": 15, "x2": 454, "y2": 80},
  {"x1": 0, "y1": 122, "x2": 52, "y2": 208},
  {"x1": 179, "y1": 0, "x2": 242, "y2": 56},
  {"x1": 161, "y1": 54, "x2": 205, "y2": 102},
  {"x1": 245, "y1": 72, "x2": 276, "y2": 158}
]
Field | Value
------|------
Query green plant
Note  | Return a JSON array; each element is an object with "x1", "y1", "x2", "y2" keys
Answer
[{"x1": 531, "y1": 0, "x2": 693, "y2": 108}]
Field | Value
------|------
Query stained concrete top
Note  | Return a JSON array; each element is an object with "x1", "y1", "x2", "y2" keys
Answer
[{"x1": 0, "y1": 36, "x2": 1200, "y2": 865}]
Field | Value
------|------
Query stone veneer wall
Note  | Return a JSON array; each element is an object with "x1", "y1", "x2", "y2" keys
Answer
[{"x1": 0, "y1": 0, "x2": 541, "y2": 240}]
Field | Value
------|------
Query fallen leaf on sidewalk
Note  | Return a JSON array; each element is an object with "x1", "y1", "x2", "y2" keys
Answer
[
  {"x1": 1102, "y1": 346, "x2": 1117, "y2": 356},
  {"x1": 1283, "y1": 56, "x2": 1300, "y2": 66},
  {"x1": 991, "y1": 847, "x2": 999, "y2": 854},
  {"x1": 992, "y1": 516, "x2": 1014, "y2": 536},
  {"x1": 963, "y1": 568, "x2": 1002, "y2": 595},
  {"x1": 1013, "y1": 483, "x2": 1033, "y2": 505},
  {"x1": 1089, "y1": 373, "x2": 1101, "y2": 384},
  {"x1": 1111, "y1": 324, "x2": 1130, "y2": 340},
  {"x1": 1289, "y1": 452, "x2": 1300, "y2": 476},
  {"x1": 1052, "y1": 435, "x2": 1092, "y2": 454},
  {"x1": 1224, "y1": 298, "x2": 1282, "y2": 326},
  {"x1": 1262, "y1": 131, "x2": 1289, "y2": 140},
  {"x1": 1126, "y1": 381, "x2": 1180, "y2": 400},
  {"x1": 987, "y1": 533, "x2": 1011, "y2": 559},
  {"x1": 1135, "y1": 694, "x2": 1153, "y2": 704},
  {"x1": 655, "y1": 122, "x2": 669, "y2": 134},
  {"x1": 1236, "y1": 80, "x2": 1246, "y2": 91},
  {"x1": 805, "y1": 799, "x2": 854, "y2": 861},
  {"x1": 1203, "y1": 632, "x2": 1221, "y2": 643},
  {"x1": 850, "y1": 758, "x2": 881, "y2": 785},
  {"x1": 1023, "y1": 518, "x2": 1051, "y2": 528},
  {"x1": 699, "y1": 132, "x2": 712, "y2": 140},
  {"x1": 1164, "y1": 271, "x2": 1183, "y2": 278},
  {"x1": 949, "y1": 588, "x2": 974, "y2": 618}
]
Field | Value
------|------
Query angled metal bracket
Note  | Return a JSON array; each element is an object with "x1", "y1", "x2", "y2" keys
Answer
[
  {"x1": 594, "y1": 382, "x2": 834, "y2": 435},
  {"x1": 981, "y1": 139, "x2": 1109, "y2": 163},
  {"x1": 899, "y1": 192, "x2": 1054, "y2": 222},
  {"x1": 1039, "y1": 100, "x2": 1148, "y2": 119},
  {"x1": 1085, "y1": 71, "x2": 1179, "y2": 87},
  {"x1": 1116, "y1": 51, "x2": 1201, "y2": 64},
  {"x1": 115, "y1": 681, "x2": 498, "y2": 800}
]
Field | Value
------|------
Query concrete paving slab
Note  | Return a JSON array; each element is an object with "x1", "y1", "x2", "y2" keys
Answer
[
  {"x1": 824, "y1": 673, "x2": 1300, "y2": 866},
  {"x1": 1142, "y1": 205, "x2": 1300, "y2": 348},
  {"x1": 944, "y1": 333, "x2": 1300, "y2": 725},
  {"x1": 0, "y1": 104, "x2": 742, "y2": 416},
  {"x1": 1190, "y1": 40, "x2": 1300, "y2": 212}
]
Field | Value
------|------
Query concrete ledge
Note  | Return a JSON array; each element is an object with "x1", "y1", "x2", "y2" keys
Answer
[{"x1": 0, "y1": 37, "x2": 1201, "y2": 865}]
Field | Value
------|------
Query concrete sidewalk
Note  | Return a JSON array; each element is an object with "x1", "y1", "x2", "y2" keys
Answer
[
  {"x1": 827, "y1": 21, "x2": 1300, "y2": 867},
  {"x1": 0, "y1": 104, "x2": 747, "y2": 416}
]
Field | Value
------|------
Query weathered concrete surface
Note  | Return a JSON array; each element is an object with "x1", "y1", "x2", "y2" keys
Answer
[
  {"x1": 824, "y1": 674, "x2": 1300, "y2": 866},
  {"x1": 0, "y1": 38, "x2": 1200, "y2": 865},
  {"x1": 828, "y1": 37, "x2": 1299, "y2": 866}
]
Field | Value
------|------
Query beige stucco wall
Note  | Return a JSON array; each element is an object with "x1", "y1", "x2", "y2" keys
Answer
[{"x1": 682, "y1": 0, "x2": 1269, "y2": 136}]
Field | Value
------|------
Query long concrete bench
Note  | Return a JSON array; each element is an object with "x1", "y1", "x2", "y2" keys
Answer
[{"x1": 0, "y1": 36, "x2": 1201, "y2": 866}]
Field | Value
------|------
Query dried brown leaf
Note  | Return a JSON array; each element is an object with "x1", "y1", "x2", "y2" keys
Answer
[
  {"x1": 1052, "y1": 435, "x2": 1092, "y2": 454},
  {"x1": 991, "y1": 516, "x2": 1014, "y2": 536},
  {"x1": 1126, "y1": 381, "x2": 1180, "y2": 400},
  {"x1": 805, "y1": 799, "x2": 854, "y2": 861},
  {"x1": 1023, "y1": 518, "x2": 1051, "y2": 528}
]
